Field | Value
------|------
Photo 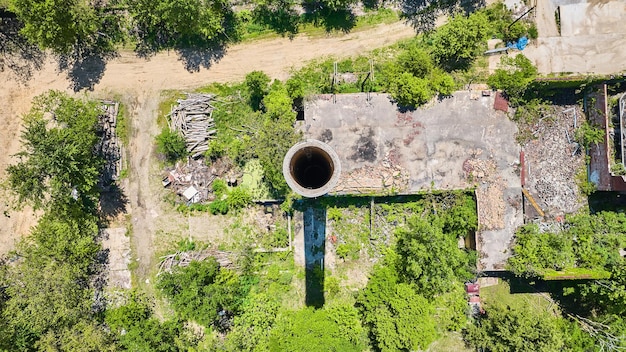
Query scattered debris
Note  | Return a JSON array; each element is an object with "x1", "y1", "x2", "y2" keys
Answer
[
  {"x1": 523, "y1": 105, "x2": 586, "y2": 215},
  {"x1": 164, "y1": 158, "x2": 237, "y2": 204},
  {"x1": 96, "y1": 101, "x2": 121, "y2": 188},
  {"x1": 465, "y1": 282, "x2": 482, "y2": 317},
  {"x1": 464, "y1": 155, "x2": 506, "y2": 230},
  {"x1": 493, "y1": 92, "x2": 509, "y2": 112},
  {"x1": 168, "y1": 93, "x2": 217, "y2": 159},
  {"x1": 158, "y1": 249, "x2": 236, "y2": 275},
  {"x1": 335, "y1": 149, "x2": 410, "y2": 194}
]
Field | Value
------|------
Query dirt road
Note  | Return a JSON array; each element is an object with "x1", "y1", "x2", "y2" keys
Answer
[{"x1": 0, "y1": 22, "x2": 416, "y2": 265}]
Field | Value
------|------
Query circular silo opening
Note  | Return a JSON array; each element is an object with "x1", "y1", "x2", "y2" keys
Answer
[{"x1": 283, "y1": 140, "x2": 341, "y2": 198}]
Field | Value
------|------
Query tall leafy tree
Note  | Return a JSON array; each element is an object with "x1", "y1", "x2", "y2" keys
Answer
[
  {"x1": 395, "y1": 216, "x2": 475, "y2": 296},
  {"x1": 2, "y1": 260, "x2": 94, "y2": 348},
  {"x1": 225, "y1": 293, "x2": 281, "y2": 351},
  {"x1": 356, "y1": 265, "x2": 438, "y2": 351},
  {"x1": 106, "y1": 292, "x2": 198, "y2": 351},
  {"x1": 388, "y1": 72, "x2": 433, "y2": 107},
  {"x1": 430, "y1": 12, "x2": 490, "y2": 70},
  {"x1": 464, "y1": 303, "x2": 566, "y2": 352},
  {"x1": 9, "y1": 0, "x2": 122, "y2": 54},
  {"x1": 487, "y1": 54, "x2": 538, "y2": 100},
  {"x1": 127, "y1": 0, "x2": 236, "y2": 51},
  {"x1": 256, "y1": 80, "x2": 301, "y2": 196},
  {"x1": 7, "y1": 90, "x2": 103, "y2": 210},
  {"x1": 245, "y1": 71, "x2": 271, "y2": 111},
  {"x1": 157, "y1": 258, "x2": 245, "y2": 328}
]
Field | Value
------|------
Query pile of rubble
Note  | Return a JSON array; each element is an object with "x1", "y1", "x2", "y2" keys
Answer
[
  {"x1": 334, "y1": 149, "x2": 410, "y2": 194},
  {"x1": 464, "y1": 155, "x2": 506, "y2": 230},
  {"x1": 163, "y1": 158, "x2": 239, "y2": 204},
  {"x1": 524, "y1": 105, "x2": 586, "y2": 215}
]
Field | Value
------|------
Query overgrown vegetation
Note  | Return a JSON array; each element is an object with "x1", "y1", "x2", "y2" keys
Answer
[
  {"x1": 155, "y1": 128, "x2": 188, "y2": 162},
  {"x1": 507, "y1": 212, "x2": 626, "y2": 279},
  {"x1": 488, "y1": 54, "x2": 538, "y2": 104}
]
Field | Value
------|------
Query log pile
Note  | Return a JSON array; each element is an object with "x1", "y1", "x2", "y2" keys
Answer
[
  {"x1": 158, "y1": 249, "x2": 236, "y2": 275},
  {"x1": 168, "y1": 93, "x2": 217, "y2": 159},
  {"x1": 96, "y1": 101, "x2": 121, "y2": 187}
]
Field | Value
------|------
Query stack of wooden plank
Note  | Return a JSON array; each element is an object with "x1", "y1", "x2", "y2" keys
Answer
[
  {"x1": 158, "y1": 249, "x2": 235, "y2": 275},
  {"x1": 168, "y1": 93, "x2": 217, "y2": 159},
  {"x1": 97, "y1": 101, "x2": 121, "y2": 187}
]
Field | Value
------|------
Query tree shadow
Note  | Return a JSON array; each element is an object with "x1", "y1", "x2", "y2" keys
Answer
[
  {"x1": 131, "y1": 11, "x2": 238, "y2": 74},
  {"x1": 57, "y1": 45, "x2": 119, "y2": 92},
  {"x1": 175, "y1": 40, "x2": 228, "y2": 73},
  {"x1": 302, "y1": 2, "x2": 357, "y2": 33},
  {"x1": 399, "y1": 0, "x2": 486, "y2": 32},
  {"x1": 99, "y1": 183, "x2": 128, "y2": 224},
  {"x1": 253, "y1": 5, "x2": 301, "y2": 39},
  {"x1": 0, "y1": 15, "x2": 46, "y2": 84},
  {"x1": 504, "y1": 274, "x2": 599, "y2": 317}
]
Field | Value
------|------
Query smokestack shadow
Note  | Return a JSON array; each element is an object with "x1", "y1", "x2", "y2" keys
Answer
[{"x1": 303, "y1": 206, "x2": 326, "y2": 308}]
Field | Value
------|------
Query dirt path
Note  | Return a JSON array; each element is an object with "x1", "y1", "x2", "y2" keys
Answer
[{"x1": 0, "y1": 22, "x2": 416, "y2": 267}]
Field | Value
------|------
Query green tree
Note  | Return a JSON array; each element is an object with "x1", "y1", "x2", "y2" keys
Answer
[
  {"x1": 36, "y1": 320, "x2": 117, "y2": 352},
  {"x1": 487, "y1": 54, "x2": 538, "y2": 100},
  {"x1": 356, "y1": 265, "x2": 438, "y2": 351},
  {"x1": 20, "y1": 208, "x2": 100, "y2": 273},
  {"x1": 430, "y1": 68, "x2": 456, "y2": 96},
  {"x1": 507, "y1": 213, "x2": 626, "y2": 278},
  {"x1": 105, "y1": 292, "x2": 198, "y2": 351},
  {"x1": 156, "y1": 128, "x2": 187, "y2": 162},
  {"x1": 430, "y1": 12, "x2": 490, "y2": 70},
  {"x1": 395, "y1": 216, "x2": 475, "y2": 296},
  {"x1": 157, "y1": 258, "x2": 244, "y2": 328},
  {"x1": 464, "y1": 303, "x2": 565, "y2": 352},
  {"x1": 225, "y1": 293, "x2": 280, "y2": 351},
  {"x1": 9, "y1": 0, "x2": 120, "y2": 54},
  {"x1": 507, "y1": 224, "x2": 575, "y2": 277},
  {"x1": 397, "y1": 44, "x2": 434, "y2": 78},
  {"x1": 389, "y1": 72, "x2": 433, "y2": 107},
  {"x1": 2, "y1": 260, "x2": 93, "y2": 349},
  {"x1": 245, "y1": 71, "x2": 271, "y2": 111},
  {"x1": 268, "y1": 305, "x2": 366, "y2": 352},
  {"x1": 127, "y1": 0, "x2": 236, "y2": 51},
  {"x1": 256, "y1": 81, "x2": 301, "y2": 196},
  {"x1": 263, "y1": 80, "x2": 294, "y2": 119},
  {"x1": 7, "y1": 91, "x2": 103, "y2": 210}
]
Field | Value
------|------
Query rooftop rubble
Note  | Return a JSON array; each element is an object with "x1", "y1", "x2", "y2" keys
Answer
[{"x1": 522, "y1": 104, "x2": 587, "y2": 217}]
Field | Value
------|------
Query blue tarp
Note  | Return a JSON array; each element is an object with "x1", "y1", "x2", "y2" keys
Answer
[{"x1": 506, "y1": 36, "x2": 528, "y2": 51}]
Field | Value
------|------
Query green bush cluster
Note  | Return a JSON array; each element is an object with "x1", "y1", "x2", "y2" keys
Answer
[
  {"x1": 155, "y1": 128, "x2": 188, "y2": 162},
  {"x1": 508, "y1": 212, "x2": 626, "y2": 278}
]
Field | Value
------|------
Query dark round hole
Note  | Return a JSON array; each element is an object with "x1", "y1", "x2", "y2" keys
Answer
[{"x1": 290, "y1": 146, "x2": 334, "y2": 189}]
